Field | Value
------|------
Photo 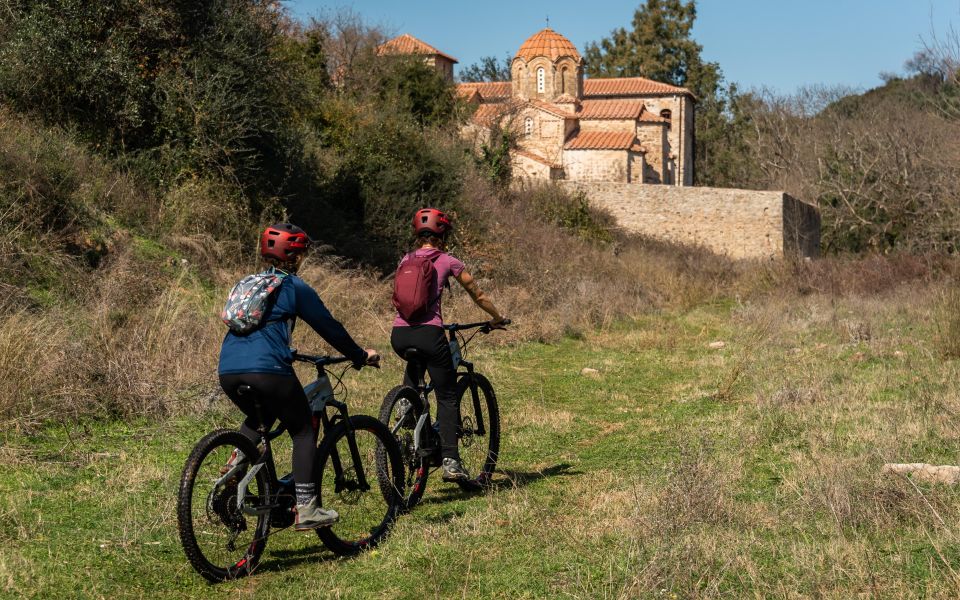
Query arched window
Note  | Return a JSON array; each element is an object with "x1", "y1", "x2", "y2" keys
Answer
[
  {"x1": 536, "y1": 67, "x2": 545, "y2": 93},
  {"x1": 660, "y1": 109, "x2": 672, "y2": 129},
  {"x1": 524, "y1": 117, "x2": 534, "y2": 137},
  {"x1": 560, "y1": 67, "x2": 568, "y2": 94}
]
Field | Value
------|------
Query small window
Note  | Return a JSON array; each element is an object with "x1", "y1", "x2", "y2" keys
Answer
[
  {"x1": 660, "y1": 109, "x2": 672, "y2": 129},
  {"x1": 524, "y1": 117, "x2": 534, "y2": 137},
  {"x1": 560, "y1": 67, "x2": 568, "y2": 94},
  {"x1": 536, "y1": 67, "x2": 545, "y2": 93}
]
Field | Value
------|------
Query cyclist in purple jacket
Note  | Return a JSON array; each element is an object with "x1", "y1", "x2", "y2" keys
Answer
[{"x1": 390, "y1": 208, "x2": 507, "y2": 482}]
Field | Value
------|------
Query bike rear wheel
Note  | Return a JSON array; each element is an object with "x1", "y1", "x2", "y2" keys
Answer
[
  {"x1": 177, "y1": 429, "x2": 271, "y2": 582},
  {"x1": 378, "y1": 385, "x2": 431, "y2": 510},
  {"x1": 456, "y1": 373, "x2": 500, "y2": 491},
  {"x1": 314, "y1": 414, "x2": 404, "y2": 555}
]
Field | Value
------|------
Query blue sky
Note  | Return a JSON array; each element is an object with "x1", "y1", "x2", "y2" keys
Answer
[{"x1": 284, "y1": 1, "x2": 960, "y2": 93}]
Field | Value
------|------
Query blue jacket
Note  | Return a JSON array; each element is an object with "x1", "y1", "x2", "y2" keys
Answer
[{"x1": 218, "y1": 274, "x2": 366, "y2": 376}]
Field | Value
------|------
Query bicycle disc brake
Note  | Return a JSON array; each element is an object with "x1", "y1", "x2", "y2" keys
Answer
[{"x1": 334, "y1": 466, "x2": 364, "y2": 505}]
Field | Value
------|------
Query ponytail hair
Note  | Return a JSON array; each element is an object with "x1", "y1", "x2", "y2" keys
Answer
[{"x1": 415, "y1": 231, "x2": 446, "y2": 251}]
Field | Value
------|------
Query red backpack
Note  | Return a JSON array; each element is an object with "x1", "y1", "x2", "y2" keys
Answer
[{"x1": 392, "y1": 253, "x2": 441, "y2": 320}]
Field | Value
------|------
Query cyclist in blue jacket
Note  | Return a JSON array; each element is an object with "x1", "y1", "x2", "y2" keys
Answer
[{"x1": 218, "y1": 223, "x2": 379, "y2": 531}]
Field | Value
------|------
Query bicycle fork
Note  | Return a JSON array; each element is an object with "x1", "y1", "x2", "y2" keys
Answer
[
  {"x1": 459, "y1": 364, "x2": 486, "y2": 436},
  {"x1": 325, "y1": 399, "x2": 371, "y2": 494}
]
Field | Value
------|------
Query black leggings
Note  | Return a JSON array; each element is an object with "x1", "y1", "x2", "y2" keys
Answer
[
  {"x1": 219, "y1": 372, "x2": 315, "y2": 486},
  {"x1": 391, "y1": 325, "x2": 459, "y2": 460}
]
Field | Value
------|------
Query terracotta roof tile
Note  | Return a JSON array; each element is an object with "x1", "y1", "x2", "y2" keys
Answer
[
  {"x1": 514, "y1": 149, "x2": 562, "y2": 169},
  {"x1": 456, "y1": 87, "x2": 481, "y2": 102},
  {"x1": 377, "y1": 34, "x2": 458, "y2": 63},
  {"x1": 457, "y1": 76, "x2": 692, "y2": 103},
  {"x1": 516, "y1": 28, "x2": 582, "y2": 62},
  {"x1": 584, "y1": 77, "x2": 692, "y2": 98},
  {"x1": 528, "y1": 98, "x2": 577, "y2": 119},
  {"x1": 578, "y1": 99, "x2": 645, "y2": 120},
  {"x1": 564, "y1": 130, "x2": 645, "y2": 152},
  {"x1": 471, "y1": 103, "x2": 510, "y2": 126},
  {"x1": 456, "y1": 81, "x2": 512, "y2": 101}
]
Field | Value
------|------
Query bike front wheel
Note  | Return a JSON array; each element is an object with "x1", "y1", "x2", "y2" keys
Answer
[
  {"x1": 456, "y1": 373, "x2": 501, "y2": 490},
  {"x1": 314, "y1": 414, "x2": 405, "y2": 556},
  {"x1": 177, "y1": 429, "x2": 271, "y2": 582}
]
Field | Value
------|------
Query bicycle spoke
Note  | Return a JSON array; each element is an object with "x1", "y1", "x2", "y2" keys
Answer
[
  {"x1": 316, "y1": 416, "x2": 403, "y2": 555},
  {"x1": 178, "y1": 430, "x2": 271, "y2": 582}
]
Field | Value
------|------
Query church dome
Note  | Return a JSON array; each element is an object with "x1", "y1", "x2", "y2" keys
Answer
[{"x1": 516, "y1": 28, "x2": 582, "y2": 62}]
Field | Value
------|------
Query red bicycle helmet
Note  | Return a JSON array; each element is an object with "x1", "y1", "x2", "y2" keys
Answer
[
  {"x1": 413, "y1": 208, "x2": 452, "y2": 237},
  {"x1": 260, "y1": 223, "x2": 311, "y2": 261}
]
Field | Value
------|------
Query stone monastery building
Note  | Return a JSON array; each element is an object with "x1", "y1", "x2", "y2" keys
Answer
[{"x1": 379, "y1": 28, "x2": 695, "y2": 186}]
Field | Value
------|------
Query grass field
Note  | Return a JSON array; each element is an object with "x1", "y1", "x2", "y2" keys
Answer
[{"x1": 4, "y1": 288, "x2": 960, "y2": 599}]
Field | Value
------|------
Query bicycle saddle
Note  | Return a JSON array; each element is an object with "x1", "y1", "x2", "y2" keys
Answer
[{"x1": 403, "y1": 348, "x2": 425, "y2": 363}]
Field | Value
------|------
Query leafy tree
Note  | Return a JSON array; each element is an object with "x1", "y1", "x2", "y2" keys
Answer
[
  {"x1": 584, "y1": 0, "x2": 707, "y2": 84},
  {"x1": 0, "y1": 0, "x2": 299, "y2": 197},
  {"x1": 476, "y1": 129, "x2": 513, "y2": 186},
  {"x1": 584, "y1": 0, "x2": 740, "y2": 186},
  {"x1": 459, "y1": 55, "x2": 512, "y2": 82},
  {"x1": 377, "y1": 57, "x2": 458, "y2": 127}
]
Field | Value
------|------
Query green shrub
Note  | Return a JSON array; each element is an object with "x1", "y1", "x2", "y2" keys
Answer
[
  {"x1": 515, "y1": 184, "x2": 616, "y2": 244},
  {"x1": 0, "y1": 0, "x2": 301, "y2": 217}
]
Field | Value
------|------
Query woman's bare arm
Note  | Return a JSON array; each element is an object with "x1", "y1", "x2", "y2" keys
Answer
[{"x1": 454, "y1": 270, "x2": 505, "y2": 324}]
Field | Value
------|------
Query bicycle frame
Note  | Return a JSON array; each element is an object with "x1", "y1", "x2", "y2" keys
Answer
[
  {"x1": 401, "y1": 320, "x2": 507, "y2": 454},
  {"x1": 294, "y1": 354, "x2": 372, "y2": 496},
  {"x1": 223, "y1": 354, "x2": 373, "y2": 519}
]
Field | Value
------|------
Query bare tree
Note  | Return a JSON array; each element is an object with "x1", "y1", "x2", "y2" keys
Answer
[
  {"x1": 906, "y1": 23, "x2": 960, "y2": 120},
  {"x1": 736, "y1": 83, "x2": 960, "y2": 253}
]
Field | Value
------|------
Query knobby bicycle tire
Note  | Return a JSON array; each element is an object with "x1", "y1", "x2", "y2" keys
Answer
[
  {"x1": 378, "y1": 385, "x2": 431, "y2": 510},
  {"x1": 455, "y1": 373, "x2": 500, "y2": 491},
  {"x1": 177, "y1": 429, "x2": 270, "y2": 582},
  {"x1": 314, "y1": 414, "x2": 405, "y2": 556}
]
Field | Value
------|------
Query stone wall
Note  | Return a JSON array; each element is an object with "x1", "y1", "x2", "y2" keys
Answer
[
  {"x1": 557, "y1": 181, "x2": 820, "y2": 259},
  {"x1": 563, "y1": 150, "x2": 630, "y2": 183}
]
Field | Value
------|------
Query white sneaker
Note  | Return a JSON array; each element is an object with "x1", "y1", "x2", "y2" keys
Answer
[{"x1": 294, "y1": 497, "x2": 339, "y2": 530}]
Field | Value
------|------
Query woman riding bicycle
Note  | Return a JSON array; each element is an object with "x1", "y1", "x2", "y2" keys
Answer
[
  {"x1": 390, "y1": 208, "x2": 507, "y2": 482},
  {"x1": 218, "y1": 223, "x2": 379, "y2": 531}
]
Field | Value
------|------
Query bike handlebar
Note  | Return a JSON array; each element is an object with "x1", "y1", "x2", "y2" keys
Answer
[
  {"x1": 443, "y1": 318, "x2": 512, "y2": 333},
  {"x1": 292, "y1": 352, "x2": 380, "y2": 370},
  {"x1": 292, "y1": 353, "x2": 353, "y2": 367}
]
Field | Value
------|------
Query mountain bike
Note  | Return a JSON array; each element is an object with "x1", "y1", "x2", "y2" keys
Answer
[
  {"x1": 379, "y1": 320, "x2": 508, "y2": 509},
  {"x1": 177, "y1": 354, "x2": 405, "y2": 582}
]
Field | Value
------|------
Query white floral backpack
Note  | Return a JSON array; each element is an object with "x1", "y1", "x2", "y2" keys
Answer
[{"x1": 220, "y1": 268, "x2": 289, "y2": 334}]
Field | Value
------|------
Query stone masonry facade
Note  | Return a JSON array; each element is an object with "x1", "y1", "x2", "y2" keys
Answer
[
  {"x1": 556, "y1": 181, "x2": 821, "y2": 259},
  {"x1": 454, "y1": 28, "x2": 695, "y2": 186},
  {"x1": 379, "y1": 29, "x2": 821, "y2": 259}
]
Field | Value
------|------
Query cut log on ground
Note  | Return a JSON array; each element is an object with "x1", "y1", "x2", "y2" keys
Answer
[{"x1": 882, "y1": 463, "x2": 960, "y2": 484}]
